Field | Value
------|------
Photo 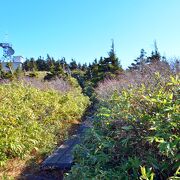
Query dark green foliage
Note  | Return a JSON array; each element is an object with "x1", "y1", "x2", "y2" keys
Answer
[
  {"x1": 44, "y1": 65, "x2": 67, "y2": 81},
  {"x1": 129, "y1": 41, "x2": 163, "y2": 71},
  {"x1": 71, "y1": 69, "x2": 86, "y2": 88},
  {"x1": 148, "y1": 41, "x2": 161, "y2": 63},
  {"x1": 84, "y1": 42, "x2": 123, "y2": 87},
  {"x1": 129, "y1": 49, "x2": 147, "y2": 71},
  {"x1": 69, "y1": 59, "x2": 78, "y2": 70},
  {"x1": 28, "y1": 58, "x2": 37, "y2": 71},
  {"x1": 36, "y1": 56, "x2": 48, "y2": 71},
  {"x1": 28, "y1": 71, "x2": 38, "y2": 78},
  {"x1": 44, "y1": 72, "x2": 56, "y2": 81}
]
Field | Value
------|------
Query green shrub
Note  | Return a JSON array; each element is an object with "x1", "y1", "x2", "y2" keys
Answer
[
  {"x1": 0, "y1": 82, "x2": 90, "y2": 166},
  {"x1": 66, "y1": 75, "x2": 179, "y2": 179}
]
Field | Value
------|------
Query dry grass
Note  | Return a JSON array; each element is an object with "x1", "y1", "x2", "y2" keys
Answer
[
  {"x1": 0, "y1": 156, "x2": 40, "y2": 179},
  {"x1": 19, "y1": 77, "x2": 72, "y2": 93}
]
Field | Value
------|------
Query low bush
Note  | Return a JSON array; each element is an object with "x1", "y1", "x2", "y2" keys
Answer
[
  {"x1": 0, "y1": 80, "x2": 90, "y2": 166},
  {"x1": 66, "y1": 69, "x2": 179, "y2": 179}
]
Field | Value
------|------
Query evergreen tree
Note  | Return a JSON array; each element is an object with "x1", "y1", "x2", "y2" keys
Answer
[
  {"x1": 46, "y1": 54, "x2": 55, "y2": 72},
  {"x1": 22, "y1": 58, "x2": 30, "y2": 71},
  {"x1": 130, "y1": 49, "x2": 147, "y2": 71},
  {"x1": 81, "y1": 63, "x2": 88, "y2": 71},
  {"x1": 54, "y1": 62, "x2": 65, "y2": 77},
  {"x1": 28, "y1": 58, "x2": 37, "y2": 71},
  {"x1": 69, "y1": 59, "x2": 78, "y2": 70},
  {"x1": 106, "y1": 40, "x2": 121, "y2": 72},
  {"x1": 36, "y1": 56, "x2": 47, "y2": 71},
  {"x1": 148, "y1": 41, "x2": 161, "y2": 63},
  {"x1": 78, "y1": 63, "x2": 82, "y2": 69},
  {"x1": 109, "y1": 40, "x2": 117, "y2": 67}
]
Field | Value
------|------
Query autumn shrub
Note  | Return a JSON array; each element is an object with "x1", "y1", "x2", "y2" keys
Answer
[
  {"x1": 96, "y1": 61, "x2": 173, "y2": 99},
  {"x1": 66, "y1": 63, "x2": 179, "y2": 179},
  {"x1": 19, "y1": 76, "x2": 72, "y2": 93},
  {"x1": 0, "y1": 79, "x2": 90, "y2": 166}
]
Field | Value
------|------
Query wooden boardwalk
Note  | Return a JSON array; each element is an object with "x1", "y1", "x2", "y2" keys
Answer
[{"x1": 40, "y1": 121, "x2": 90, "y2": 171}]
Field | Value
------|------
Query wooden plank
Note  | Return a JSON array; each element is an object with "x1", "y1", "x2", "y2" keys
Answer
[{"x1": 41, "y1": 121, "x2": 90, "y2": 170}]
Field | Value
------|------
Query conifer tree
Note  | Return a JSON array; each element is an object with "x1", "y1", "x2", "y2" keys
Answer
[
  {"x1": 104, "y1": 40, "x2": 122, "y2": 73},
  {"x1": 69, "y1": 59, "x2": 78, "y2": 70},
  {"x1": 148, "y1": 41, "x2": 161, "y2": 63}
]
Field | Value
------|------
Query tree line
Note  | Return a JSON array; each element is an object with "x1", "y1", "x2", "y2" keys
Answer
[
  {"x1": 22, "y1": 41, "x2": 122, "y2": 88},
  {"x1": 1, "y1": 41, "x2": 179, "y2": 97},
  {"x1": 23, "y1": 41, "x2": 178, "y2": 81}
]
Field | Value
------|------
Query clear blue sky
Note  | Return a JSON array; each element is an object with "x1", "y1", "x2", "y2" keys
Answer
[{"x1": 0, "y1": 0, "x2": 180, "y2": 68}]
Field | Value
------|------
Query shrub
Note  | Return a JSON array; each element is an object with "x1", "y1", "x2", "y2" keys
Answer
[
  {"x1": 66, "y1": 67, "x2": 179, "y2": 179},
  {"x1": 0, "y1": 81, "x2": 90, "y2": 166}
]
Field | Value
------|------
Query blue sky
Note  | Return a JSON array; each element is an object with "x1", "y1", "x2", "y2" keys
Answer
[{"x1": 0, "y1": 0, "x2": 180, "y2": 68}]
